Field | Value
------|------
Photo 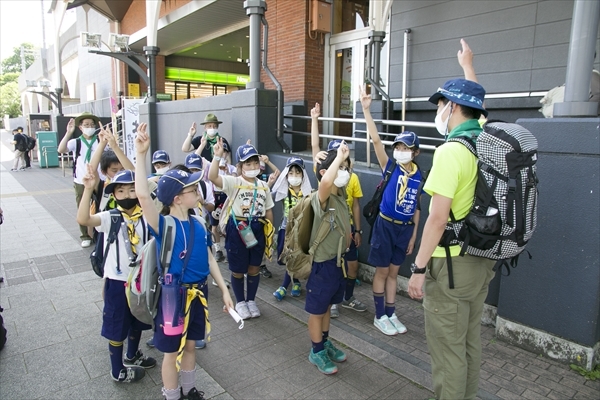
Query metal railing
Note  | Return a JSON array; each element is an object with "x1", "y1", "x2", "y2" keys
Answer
[{"x1": 283, "y1": 114, "x2": 441, "y2": 167}]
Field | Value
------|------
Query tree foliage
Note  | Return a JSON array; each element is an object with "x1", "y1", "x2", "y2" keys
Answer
[
  {"x1": 0, "y1": 82, "x2": 22, "y2": 118},
  {"x1": 1, "y1": 43, "x2": 36, "y2": 74}
]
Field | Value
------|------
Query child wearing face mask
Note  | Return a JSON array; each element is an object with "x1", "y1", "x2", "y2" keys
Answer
[
  {"x1": 208, "y1": 140, "x2": 275, "y2": 320},
  {"x1": 77, "y1": 166, "x2": 156, "y2": 384},
  {"x1": 359, "y1": 85, "x2": 423, "y2": 337},
  {"x1": 149, "y1": 150, "x2": 172, "y2": 179},
  {"x1": 270, "y1": 157, "x2": 313, "y2": 301}
]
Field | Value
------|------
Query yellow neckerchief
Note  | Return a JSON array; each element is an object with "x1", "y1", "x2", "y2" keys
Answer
[
  {"x1": 118, "y1": 204, "x2": 143, "y2": 255},
  {"x1": 284, "y1": 187, "x2": 302, "y2": 215},
  {"x1": 176, "y1": 286, "x2": 210, "y2": 371},
  {"x1": 397, "y1": 161, "x2": 418, "y2": 206},
  {"x1": 263, "y1": 219, "x2": 275, "y2": 260}
]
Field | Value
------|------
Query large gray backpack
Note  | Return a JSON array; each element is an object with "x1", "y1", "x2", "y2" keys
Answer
[{"x1": 440, "y1": 121, "x2": 539, "y2": 287}]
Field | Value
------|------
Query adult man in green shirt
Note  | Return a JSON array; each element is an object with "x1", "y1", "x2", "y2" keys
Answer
[{"x1": 407, "y1": 74, "x2": 495, "y2": 399}]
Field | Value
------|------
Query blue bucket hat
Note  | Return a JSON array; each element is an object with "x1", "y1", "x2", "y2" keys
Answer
[
  {"x1": 185, "y1": 153, "x2": 203, "y2": 170},
  {"x1": 152, "y1": 150, "x2": 170, "y2": 164},
  {"x1": 157, "y1": 169, "x2": 202, "y2": 206},
  {"x1": 327, "y1": 139, "x2": 343, "y2": 151},
  {"x1": 428, "y1": 78, "x2": 488, "y2": 117},
  {"x1": 104, "y1": 170, "x2": 135, "y2": 194},
  {"x1": 236, "y1": 144, "x2": 259, "y2": 163},
  {"x1": 393, "y1": 131, "x2": 420, "y2": 149},
  {"x1": 286, "y1": 156, "x2": 305, "y2": 169}
]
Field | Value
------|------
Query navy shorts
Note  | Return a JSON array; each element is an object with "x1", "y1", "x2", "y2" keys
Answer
[
  {"x1": 225, "y1": 218, "x2": 266, "y2": 273},
  {"x1": 209, "y1": 192, "x2": 228, "y2": 226},
  {"x1": 101, "y1": 278, "x2": 151, "y2": 342},
  {"x1": 367, "y1": 215, "x2": 414, "y2": 267},
  {"x1": 345, "y1": 225, "x2": 358, "y2": 262},
  {"x1": 277, "y1": 228, "x2": 285, "y2": 265},
  {"x1": 153, "y1": 282, "x2": 208, "y2": 354},
  {"x1": 305, "y1": 258, "x2": 345, "y2": 315}
]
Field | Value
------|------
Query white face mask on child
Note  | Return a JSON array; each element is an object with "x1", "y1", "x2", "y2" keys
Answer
[
  {"x1": 155, "y1": 166, "x2": 169, "y2": 175},
  {"x1": 333, "y1": 170, "x2": 350, "y2": 187},
  {"x1": 243, "y1": 169, "x2": 260, "y2": 178},
  {"x1": 393, "y1": 150, "x2": 413, "y2": 165},
  {"x1": 287, "y1": 176, "x2": 302, "y2": 187}
]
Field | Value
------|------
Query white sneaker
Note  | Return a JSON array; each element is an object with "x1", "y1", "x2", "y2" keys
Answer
[
  {"x1": 81, "y1": 239, "x2": 92, "y2": 248},
  {"x1": 247, "y1": 300, "x2": 261, "y2": 318},
  {"x1": 374, "y1": 315, "x2": 398, "y2": 336},
  {"x1": 235, "y1": 301, "x2": 251, "y2": 320},
  {"x1": 389, "y1": 313, "x2": 407, "y2": 334}
]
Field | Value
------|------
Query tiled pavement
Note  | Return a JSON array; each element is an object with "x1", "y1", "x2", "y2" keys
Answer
[{"x1": 1, "y1": 129, "x2": 598, "y2": 399}]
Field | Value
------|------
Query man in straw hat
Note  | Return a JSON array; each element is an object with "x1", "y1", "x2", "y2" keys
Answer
[{"x1": 181, "y1": 113, "x2": 231, "y2": 163}]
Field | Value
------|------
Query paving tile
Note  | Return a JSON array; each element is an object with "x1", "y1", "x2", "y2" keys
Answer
[
  {"x1": 535, "y1": 376, "x2": 577, "y2": 397},
  {"x1": 486, "y1": 375, "x2": 526, "y2": 396},
  {"x1": 5, "y1": 274, "x2": 38, "y2": 286},
  {"x1": 40, "y1": 268, "x2": 70, "y2": 280},
  {"x1": 342, "y1": 360, "x2": 400, "y2": 396},
  {"x1": 2, "y1": 259, "x2": 31, "y2": 270},
  {"x1": 481, "y1": 360, "x2": 516, "y2": 381},
  {"x1": 525, "y1": 363, "x2": 560, "y2": 382},
  {"x1": 502, "y1": 362, "x2": 540, "y2": 382},
  {"x1": 5, "y1": 267, "x2": 33, "y2": 279},
  {"x1": 496, "y1": 387, "x2": 527, "y2": 399},
  {"x1": 32, "y1": 254, "x2": 59, "y2": 265},
  {"x1": 36, "y1": 261, "x2": 65, "y2": 272},
  {"x1": 512, "y1": 375, "x2": 550, "y2": 396}
]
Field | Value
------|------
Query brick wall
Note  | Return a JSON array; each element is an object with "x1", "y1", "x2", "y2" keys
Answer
[{"x1": 120, "y1": 0, "x2": 192, "y2": 36}]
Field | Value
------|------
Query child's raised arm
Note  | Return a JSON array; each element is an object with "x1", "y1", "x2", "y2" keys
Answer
[
  {"x1": 310, "y1": 103, "x2": 322, "y2": 162},
  {"x1": 360, "y1": 85, "x2": 388, "y2": 171},
  {"x1": 134, "y1": 123, "x2": 159, "y2": 232},
  {"x1": 208, "y1": 138, "x2": 225, "y2": 189},
  {"x1": 103, "y1": 123, "x2": 134, "y2": 171},
  {"x1": 76, "y1": 164, "x2": 102, "y2": 227}
]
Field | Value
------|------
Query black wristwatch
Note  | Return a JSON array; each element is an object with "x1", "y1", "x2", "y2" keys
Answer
[
  {"x1": 356, "y1": 229, "x2": 363, "y2": 235},
  {"x1": 410, "y1": 263, "x2": 427, "y2": 274}
]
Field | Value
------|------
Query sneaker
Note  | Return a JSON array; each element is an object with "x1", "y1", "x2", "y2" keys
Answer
[
  {"x1": 18, "y1": 167, "x2": 25, "y2": 171},
  {"x1": 247, "y1": 300, "x2": 261, "y2": 318},
  {"x1": 195, "y1": 339, "x2": 206, "y2": 349},
  {"x1": 330, "y1": 304, "x2": 339, "y2": 318},
  {"x1": 123, "y1": 350, "x2": 157, "y2": 369},
  {"x1": 81, "y1": 239, "x2": 92, "y2": 248},
  {"x1": 211, "y1": 279, "x2": 230, "y2": 288},
  {"x1": 259, "y1": 265, "x2": 272, "y2": 278},
  {"x1": 308, "y1": 349, "x2": 338, "y2": 375},
  {"x1": 374, "y1": 315, "x2": 398, "y2": 336},
  {"x1": 215, "y1": 250, "x2": 225, "y2": 262},
  {"x1": 146, "y1": 337, "x2": 155, "y2": 348},
  {"x1": 291, "y1": 282, "x2": 302, "y2": 297},
  {"x1": 181, "y1": 387, "x2": 205, "y2": 400},
  {"x1": 324, "y1": 340, "x2": 347, "y2": 362},
  {"x1": 389, "y1": 313, "x2": 408, "y2": 334},
  {"x1": 111, "y1": 366, "x2": 145, "y2": 383},
  {"x1": 235, "y1": 301, "x2": 251, "y2": 320},
  {"x1": 341, "y1": 296, "x2": 367, "y2": 312},
  {"x1": 273, "y1": 286, "x2": 287, "y2": 301},
  {"x1": 10, "y1": 168, "x2": 18, "y2": 172}
]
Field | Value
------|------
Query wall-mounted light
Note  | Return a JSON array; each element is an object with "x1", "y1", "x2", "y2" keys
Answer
[
  {"x1": 26, "y1": 80, "x2": 39, "y2": 87},
  {"x1": 237, "y1": 47, "x2": 243, "y2": 63},
  {"x1": 39, "y1": 80, "x2": 52, "y2": 87},
  {"x1": 81, "y1": 32, "x2": 102, "y2": 48},
  {"x1": 109, "y1": 33, "x2": 130, "y2": 52}
]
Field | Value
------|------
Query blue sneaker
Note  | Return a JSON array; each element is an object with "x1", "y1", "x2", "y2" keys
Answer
[
  {"x1": 273, "y1": 286, "x2": 287, "y2": 301},
  {"x1": 291, "y1": 282, "x2": 301, "y2": 297},
  {"x1": 195, "y1": 339, "x2": 206, "y2": 349},
  {"x1": 324, "y1": 340, "x2": 347, "y2": 362},
  {"x1": 308, "y1": 349, "x2": 338, "y2": 375},
  {"x1": 146, "y1": 337, "x2": 155, "y2": 348}
]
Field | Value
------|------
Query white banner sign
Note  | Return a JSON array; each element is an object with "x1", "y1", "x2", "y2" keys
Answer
[{"x1": 122, "y1": 98, "x2": 143, "y2": 165}]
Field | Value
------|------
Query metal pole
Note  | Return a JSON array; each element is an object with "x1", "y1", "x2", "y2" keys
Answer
[
  {"x1": 244, "y1": 0, "x2": 266, "y2": 89},
  {"x1": 368, "y1": 31, "x2": 386, "y2": 100},
  {"x1": 553, "y1": 0, "x2": 600, "y2": 117},
  {"x1": 55, "y1": 88, "x2": 63, "y2": 116},
  {"x1": 402, "y1": 29, "x2": 411, "y2": 131},
  {"x1": 143, "y1": 46, "x2": 159, "y2": 103}
]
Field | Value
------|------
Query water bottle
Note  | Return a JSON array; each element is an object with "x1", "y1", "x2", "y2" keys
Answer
[
  {"x1": 237, "y1": 221, "x2": 258, "y2": 248},
  {"x1": 161, "y1": 274, "x2": 184, "y2": 336}
]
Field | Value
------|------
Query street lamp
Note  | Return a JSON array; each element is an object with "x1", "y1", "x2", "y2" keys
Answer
[
  {"x1": 27, "y1": 80, "x2": 63, "y2": 116},
  {"x1": 109, "y1": 33, "x2": 131, "y2": 52},
  {"x1": 81, "y1": 32, "x2": 102, "y2": 49}
]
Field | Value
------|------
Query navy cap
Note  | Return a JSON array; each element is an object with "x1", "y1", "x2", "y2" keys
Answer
[
  {"x1": 157, "y1": 169, "x2": 202, "y2": 206},
  {"x1": 236, "y1": 144, "x2": 259, "y2": 163},
  {"x1": 428, "y1": 78, "x2": 488, "y2": 117},
  {"x1": 222, "y1": 141, "x2": 231, "y2": 153},
  {"x1": 104, "y1": 170, "x2": 135, "y2": 194},
  {"x1": 393, "y1": 131, "x2": 420, "y2": 149},
  {"x1": 286, "y1": 156, "x2": 305, "y2": 169},
  {"x1": 327, "y1": 139, "x2": 343, "y2": 151},
  {"x1": 152, "y1": 150, "x2": 170, "y2": 164},
  {"x1": 185, "y1": 153, "x2": 203, "y2": 170}
]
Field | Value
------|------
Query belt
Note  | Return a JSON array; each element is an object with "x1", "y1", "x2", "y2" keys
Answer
[
  {"x1": 379, "y1": 212, "x2": 414, "y2": 226},
  {"x1": 234, "y1": 216, "x2": 267, "y2": 224},
  {"x1": 182, "y1": 280, "x2": 207, "y2": 289}
]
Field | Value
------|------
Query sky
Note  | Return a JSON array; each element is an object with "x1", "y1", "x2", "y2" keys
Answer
[{"x1": 0, "y1": 0, "x2": 76, "y2": 65}]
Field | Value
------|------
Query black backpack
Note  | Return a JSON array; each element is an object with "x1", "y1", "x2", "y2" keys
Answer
[
  {"x1": 0, "y1": 306, "x2": 6, "y2": 351},
  {"x1": 25, "y1": 135, "x2": 36, "y2": 151},
  {"x1": 90, "y1": 209, "x2": 123, "y2": 278},
  {"x1": 363, "y1": 161, "x2": 396, "y2": 228},
  {"x1": 439, "y1": 121, "x2": 539, "y2": 287}
]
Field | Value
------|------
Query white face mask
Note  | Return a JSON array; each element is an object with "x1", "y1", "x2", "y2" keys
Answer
[
  {"x1": 206, "y1": 128, "x2": 218, "y2": 137},
  {"x1": 287, "y1": 176, "x2": 302, "y2": 187},
  {"x1": 393, "y1": 150, "x2": 413, "y2": 165},
  {"x1": 243, "y1": 169, "x2": 260, "y2": 178},
  {"x1": 333, "y1": 170, "x2": 350, "y2": 187},
  {"x1": 82, "y1": 127, "x2": 96, "y2": 137},
  {"x1": 434, "y1": 102, "x2": 452, "y2": 136},
  {"x1": 155, "y1": 166, "x2": 169, "y2": 175}
]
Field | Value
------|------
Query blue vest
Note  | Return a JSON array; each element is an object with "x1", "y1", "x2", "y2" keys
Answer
[{"x1": 379, "y1": 159, "x2": 422, "y2": 222}]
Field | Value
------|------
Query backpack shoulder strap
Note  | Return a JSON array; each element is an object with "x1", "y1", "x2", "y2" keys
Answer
[
  {"x1": 160, "y1": 216, "x2": 177, "y2": 275},
  {"x1": 198, "y1": 180, "x2": 207, "y2": 200},
  {"x1": 75, "y1": 137, "x2": 82, "y2": 158},
  {"x1": 447, "y1": 136, "x2": 477, "y2": 157},
  {"x1": 107, "y1": 209, "x2": 123, "y2": 241}
]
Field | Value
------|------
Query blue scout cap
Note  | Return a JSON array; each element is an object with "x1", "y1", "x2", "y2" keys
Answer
[
  {"x1": 327, "y1": 139, "x2": 343, "y2": 151},
  {"x1": 428, "y1": 78, "x2": 488, "y2": 117},
  {"x1": 236, "y1": 144, "x2": 259, "y2": 163},
  {"x1": 157, "y1": 169, "x2": 202, "y2": 206},
  {"x1": 104, "y1": 170, "x2": 135, "y2": 194},
  {"x1": 286, "y1": 156, "x2": 305, "y2": 169},
  {"x1": 393, "y1": 131, "x2": 420, "y2": 149},
  {"x1": 152, "y1": 150, "x2": 170, "y2": 164},
  {"x1": 185, "y1": 153, "x2": 203, "y2": 170}
]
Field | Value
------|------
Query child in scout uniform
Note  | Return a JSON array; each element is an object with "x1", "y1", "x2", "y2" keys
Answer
[
  {"x1": 271, "y1": 156, "x2": 313, "y2": 300},
  {"x1": 134, "y1": 123, "x2": 233, "y2": 400},
  {"x1": 306, "y1": 142, "x2": 353, "y2": 375},
  {"x1": 208, "y1": 140, "x2": 275, "y2": 320},
  {"x1": 360, "y1": 85, "x2": 423, "y2": 336},
  {"x1": 184, "y1": 153, "x2": 216, "y2": 218},
  {"x1": 76, "y1": 167, "x2": 156, "y2": 383},
  {"x1": 149, "y1": 150, "x2": 172, "y2": 178}
]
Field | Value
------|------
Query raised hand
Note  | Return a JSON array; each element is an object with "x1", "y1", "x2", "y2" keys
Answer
[
  {"x1": 259, "y1": 154, "x2": 269, "y2": 164},
  {"x1": 66, "y1": 118, "x2": 75, "y2": 134},
  {"x1": 213, "y1": 137, "x2": 224, "y2": 157},
  {"x1": 310, "y1": 103, "x2": 320, "y2": 119},
  {"x1": 189, "y1": 122, "x2": 197, "y2": 137},
  {"x1": 82, "y1": 163, "x2": 99, "y2": 190},
  {"x1": 314, "y1": 150, "x2": 328, "y2": 164},
  {"x1": 267, "y1": 169, "x2": 280, "y2": 186},
  {"x1": 359, "y1": 84, "x2": 372, "y2": 110},
  {"x1": 457, "y1": 38, "x2": 473, "y2": 70},
  {"x1": 135, "y1": 122, "x2": 150, "y2": 154},
  {"x1": 336, "y1": 141, "x2": 349, "y2": 160}
]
